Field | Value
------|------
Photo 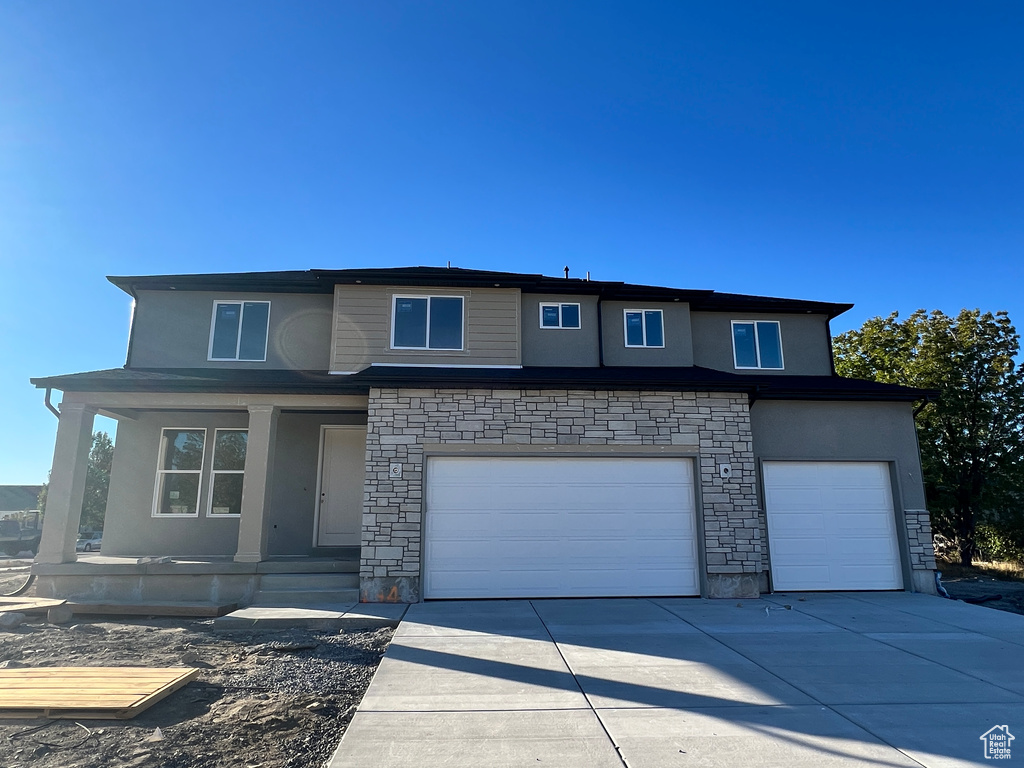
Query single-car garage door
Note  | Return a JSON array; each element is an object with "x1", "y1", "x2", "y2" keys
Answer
[
  {"x1": 424, "y1": 456, "x2": 699, "y2": 599},
  {"x1": 764, "y1": 461, "x2": 903, "y2": 591}
]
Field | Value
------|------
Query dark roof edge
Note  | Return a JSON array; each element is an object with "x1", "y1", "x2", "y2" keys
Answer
[
  {"x1": 107, "y1": 267, "x2": 853, "y2": 317},
  {"x1": 30, "y1": 367, "x2": 934, "y2": 403}
]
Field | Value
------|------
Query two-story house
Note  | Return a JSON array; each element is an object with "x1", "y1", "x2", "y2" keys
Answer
[{"x1": 30, "y1": 267, "x2": 937, "y2": 604}]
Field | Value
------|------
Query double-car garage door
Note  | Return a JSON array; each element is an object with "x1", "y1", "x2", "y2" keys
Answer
[{"x1": 423, "y1": 457, "x2": 700, "y2": 599}]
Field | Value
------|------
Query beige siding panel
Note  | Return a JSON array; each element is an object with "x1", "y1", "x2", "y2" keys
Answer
[{"x1": 331, "y1": 285, "x2": 520, "y2": 371}]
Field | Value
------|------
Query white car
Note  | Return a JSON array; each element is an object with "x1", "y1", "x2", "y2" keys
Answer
[{"x1": 76, "y1": 534, "x2": 102, "y2": 553}]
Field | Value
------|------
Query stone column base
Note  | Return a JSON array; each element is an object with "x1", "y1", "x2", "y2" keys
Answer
[
  {"x1": 360, "y1": 575, "x2": 420, "y2": 603},
  {"x1": 910, "y1": 569, "x2": 939, "y2": 595},
  {"x1": 705, "y1": 572, "x2": 761, "y2": 599}
]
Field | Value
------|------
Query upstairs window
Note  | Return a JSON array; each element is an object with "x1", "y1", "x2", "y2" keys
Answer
[
  {"x1": 732, "y1": 321, "x2": 784, "y2": 369},
  {"x1": 392, "y1": 296, "x2": 464, "y2": 350},
  {"x1": 209, "y1": 429, "x2": 247, "y2": 516},
  {"x1": 624, "y1": 309, "x2": 664, "y2": 348},
  {"x1": 540, "y1": 303, "x2": 581, "y2": 329},
  {"x1": 153, "y1": 429, "x2": 206, "y2": 517},
  {"x1": 209, "y1": 301, "x2": 270, "y2": 361}
]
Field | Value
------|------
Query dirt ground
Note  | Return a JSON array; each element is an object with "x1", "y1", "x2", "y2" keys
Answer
[
  {"x1": 937, "y1": 564, "x2": 1024, "y2": 616},
  {"x1": 0, "y1": 583, "x2": 393, "y2": 768}
]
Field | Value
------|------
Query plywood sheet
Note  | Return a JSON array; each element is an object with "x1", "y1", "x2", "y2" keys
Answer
[{"x1": 0, "y1": 667, "x2": 200, "y2": 719}]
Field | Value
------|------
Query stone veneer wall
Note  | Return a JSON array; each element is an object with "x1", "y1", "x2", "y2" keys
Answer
[
  {"x1": 361, "y1": 387, "x2": 761, "y2": 602},
  {"x1": 904, "y1": 509, "x2": 937, "y2": 571}
]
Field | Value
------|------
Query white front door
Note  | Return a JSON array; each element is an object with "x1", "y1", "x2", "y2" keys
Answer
[
  {"x1": 764, "y1": 461, "x2": 903, "y2": 591},
  {"x1": 316, "y1": 427, "x2": 366, "y2": 547},
  {"x1": 423, "y1": 456, "x2": 700, "y2": 599}
]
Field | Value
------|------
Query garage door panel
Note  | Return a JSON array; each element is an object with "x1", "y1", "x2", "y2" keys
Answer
[
  {"x1": 835, "y1": 565, "x2": 903, "y2": 590},
  {"x1": 765, "y1": 461, "x2": 903, "y2": 591},
  {"x1": 424, "y1": 457, "x2": 698, "y2": 599},
  {"x1": 830, "y1": 538, "x2": 901, "y2": 562},
  {"x1": 831, "y1": 511, "x2": 897, "y2": 533},
  {"x1": 770, "y1": 536, "x2": 830, "y2": 557},
  {"x1": 765, "y1": 487, "x2": 825, "y2": 511},
  {"x1": 829, "y1": 488, "x2": 892, "y2": 509},
  {"x1": 768, "y1": 511, "x2": 827, "y2": 535}
]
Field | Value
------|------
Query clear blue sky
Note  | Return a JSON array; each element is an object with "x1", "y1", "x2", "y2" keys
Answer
[{"x1": 2, "y1": 1, "x2": 1022, "y2": 483}]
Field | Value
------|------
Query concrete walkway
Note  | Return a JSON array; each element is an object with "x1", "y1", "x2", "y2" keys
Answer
[{"x1": 329, "y1": 593, "x2": 1024, "y2": 767}]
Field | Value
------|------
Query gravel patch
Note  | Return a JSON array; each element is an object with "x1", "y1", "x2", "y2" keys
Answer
[{"x1": 0, "y1": 617, "x2": 393, "y2": 768}]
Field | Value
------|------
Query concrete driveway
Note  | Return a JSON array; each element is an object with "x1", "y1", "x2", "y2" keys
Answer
[{"x1": 329, "y1": 593, "x2": 1024, "y2": 767}]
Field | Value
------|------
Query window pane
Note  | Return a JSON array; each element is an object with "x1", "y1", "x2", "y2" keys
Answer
[
  {"x1": 757, "y1": 322, "x2": 783, "y2": 368},
  {"x1": 428, "y1": 297, "x2": 463, "y2": 349},
  {"x1": 156, "y1": 473, "x2": 200, "y2": 515},
  {"x1": 213, "y1": 430, "x2": 247, "y2": 471},
  {"x1": 733, "y1": 323, "x2": 758, "y2": 367},
  {"x1": 210, "y1": 474, "x2": 244, "y2": 515},
  {"x1": 162, "y1": 430, "x2": 205, "y2": 471},
  {"x1": 393, "y1": 297, "x2": 428, "y2": 347},
  {"x1": 211, "y1": 303, "x2": 241, "y2": 358},
  {"x1": 541, "y1": 305, "x2": 560, "y2": 327},
  {"x1": 644, "y1": 311, "x2": 663, "y2": 346},
  {"x1": 238, "y1": 302, "x2": 269, "y2": 360},
  {"x1": 625, "y1": 312, "x2": 644, "y2": 346},
  {"x1": 561, "y1": 304, "x2": 580, "y2": 328}
]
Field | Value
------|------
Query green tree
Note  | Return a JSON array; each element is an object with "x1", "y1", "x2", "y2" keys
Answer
[
  {"x1": 37, "y1": 431, "x2": 114, "y2": 533},
  {"x1": 834, "y1": 309, "x2": 1024, "y2": 566}
]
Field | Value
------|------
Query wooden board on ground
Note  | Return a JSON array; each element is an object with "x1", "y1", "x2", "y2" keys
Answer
[
  {"x1": 0, "y1": 667, "x2": 200, "y2": 719},
  {"x1": 0, "y1": 597, "x2": 67, "y2": 614},
  {"x1": 68, "y1": 601, "x2": 237, "y2": 617}
]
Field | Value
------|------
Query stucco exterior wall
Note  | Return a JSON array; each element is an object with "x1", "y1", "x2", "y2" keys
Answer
[
  {"x1": 103, "y1": 411, "x2": 248, "y2": 556},
  {"x1": 600, "y1": 301, "x2": 693, "y2": 367},
  {"x1": 361, "y1": 387, "x2": 761, "y2": 602},
  {"x1": 750, "y1": 400, "x2": 927, "y2": 509},
  {"x1": 520, "y1": 293, "x2": 600, "y2": 367},
  {"x1": 267, "y1": 412, "x2": 367, "y2": 555},
  {"x1": 129, "y1": 290, "x2": 334, "y2": 370},
  {"x1": 690, "y1": 311, "x2": 833, "y2": 375},
  {"x1": 331, "y1": 285, "x2": 521, "y2": 372}
]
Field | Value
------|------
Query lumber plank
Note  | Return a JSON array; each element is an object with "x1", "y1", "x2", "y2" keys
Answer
[
  {"x1": 0, "y1": 597, "x2": 67, "y2": 613},
  {"x1": 67, "y1": 601, "x2": 237, "y2": 617}
]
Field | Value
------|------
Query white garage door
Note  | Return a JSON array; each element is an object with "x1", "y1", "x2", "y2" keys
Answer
[
  {"x1": 764, "y1": 461, "x2": 903, "y2": 591},
  {"x1": 424, "y1": 457, "x2": 699, "y2": 599}
]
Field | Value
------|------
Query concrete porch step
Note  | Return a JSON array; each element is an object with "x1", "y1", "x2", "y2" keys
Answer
[
  {"x1": 257, "y1": 557, "x2": 359, "y2": 574},
  {"x1": 214, "y1": 603, "x2": 407, "y2": 629},
  {"x1": 260, "y1": 573, "x2": 358, "y2": 591},
  {"x1": 252, "y1": 588, "x2": 360, "y2": 606},
  {"x1": 251, "y1": 572, "x2": 359, "y2": 606}
]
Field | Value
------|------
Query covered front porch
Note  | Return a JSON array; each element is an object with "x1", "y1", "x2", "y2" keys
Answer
[
  {"x1": 32, "y1": 553, "x2": 359, "y2": 606},
  {"x1": 33, "y1": 388, "x2": 371, "y2": 606}
]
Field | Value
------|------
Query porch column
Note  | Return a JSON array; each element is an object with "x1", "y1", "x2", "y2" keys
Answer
[
  {"x1": 36, "y1": 402, "x2": 96, "y2": 564},
  {"x1": 234, "y1": 404, "x2": 279, "y2": 563}
]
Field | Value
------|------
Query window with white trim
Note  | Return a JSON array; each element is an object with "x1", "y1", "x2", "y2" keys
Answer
[
  {"x1": 208, "y1": 430, "x2": 247, "y2": 516},
  {"x1": 732, "y1": 320, "x2": 784, "y2": 369},
  {"x1": 391, "y1": 295, "x2": 464, "y2": 350},
  {"x1": 153, "y1": 429, "x2": 206, "y2": 516},
  {"x1": 209, "y1": 301, "x2": 270, "y2": 361},
  {"x1": 623, "y1": 309, "x2": 664, "y2": 348},
  {"x1": 539, "y1": 303, "x2": 581, "y2": 329}
]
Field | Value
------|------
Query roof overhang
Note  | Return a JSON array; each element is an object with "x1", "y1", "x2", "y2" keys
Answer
[
  {"x1": 107, "y1": 267, "x2": 854, "y2": 318},
  {"x1": 31, "y1": 366, "x2": 933, "y2": 402}
]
